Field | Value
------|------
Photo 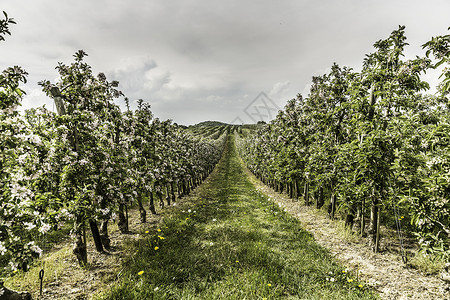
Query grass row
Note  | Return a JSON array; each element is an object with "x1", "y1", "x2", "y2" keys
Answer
[{"x1": 97, "y1": 135, "x2": 377, "y2": 299}]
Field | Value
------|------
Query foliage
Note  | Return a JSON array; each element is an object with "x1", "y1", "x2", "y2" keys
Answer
[
  {"x1": 1, "y1": 29, "x2": 225, "y2": 272},
  {"x1": 238, "y1": 25, "x2": 450, "y2": 259}
]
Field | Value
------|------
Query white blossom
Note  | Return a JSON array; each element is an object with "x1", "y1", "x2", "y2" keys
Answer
[
  {"x1": 39, "y1": 223, "x2": 51, "y2": 234},
  {"x1": 24, "y1": 222, "x2": 36, "y2": 230},
  {"x1": 0, "y1": 241, "x2": 7, "y2": 255},
  {"x1": 28, "y1": 242, "x2": 43, "y2": 257}
]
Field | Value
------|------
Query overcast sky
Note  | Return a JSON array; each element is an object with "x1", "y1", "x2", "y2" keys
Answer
[{"x1": 1, "y1": 0, "x2": 449, "y2": 125}]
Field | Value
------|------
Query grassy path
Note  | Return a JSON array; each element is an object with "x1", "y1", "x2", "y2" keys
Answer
[{"x1": 99, "y1": 135, "x2": 377, "y2": 299}]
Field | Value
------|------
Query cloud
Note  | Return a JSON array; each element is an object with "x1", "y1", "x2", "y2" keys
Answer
[
  {"x1": 109, "y1": 56, "x2": 161, "y2": 96},
  {"x1": 3, "y1": 0, "x2": 450, "y2": 124}
]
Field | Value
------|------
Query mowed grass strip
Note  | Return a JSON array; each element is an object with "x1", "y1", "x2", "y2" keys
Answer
[{"x1": 97, "y1": 135, "x2": 377, "y2": 299}]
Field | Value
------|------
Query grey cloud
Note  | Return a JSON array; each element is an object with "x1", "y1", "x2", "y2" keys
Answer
[{"x1": 3, "y1": 0, "x2": 450, "y2": 124}]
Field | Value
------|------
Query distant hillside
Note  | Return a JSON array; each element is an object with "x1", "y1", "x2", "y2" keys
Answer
[{"x1": 192, "y1": 121, "x2": 229, "y2": 127}]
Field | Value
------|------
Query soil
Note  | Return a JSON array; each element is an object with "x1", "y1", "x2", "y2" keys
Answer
[{"x1": 247, "y1": 171, "x2": 450, "y2": 300}]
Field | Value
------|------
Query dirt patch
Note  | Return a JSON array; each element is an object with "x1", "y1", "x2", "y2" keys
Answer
[
  {"x1": 40, "y1": 212, "x2": 163, "y2": 300},
  {"x1": 247, "y1": 171, "x2": 450, "y2": 300}
]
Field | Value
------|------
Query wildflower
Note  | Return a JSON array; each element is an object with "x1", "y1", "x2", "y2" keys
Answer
[
  {"x1": 347, "y1": 279, "x2": 353, "y2": 283},
  {"x1": 158, "y1": 236, "x2": 165, "y2": 240},
  {"x1": 358, "y1": 284, "x2": 363, "y2": 288},
  {"x1": 210, "y1": 242, "x2": 214, "y2": 246},
  {"x1": 235, "y1": 260, "x2": 239, "y2": 263},
  {"x1": 157, "y1": 229, "x2": 161, "y2": 232},
  {"x1": 212, "y1": 218, "x2": 217, "y2": 222},
  {"x1": 154, "y1": 246, "x2": 159, "y2": 250},
  {"x1": 138, "y1": 271, "x2": 144, "y2": 275},
  {"x1": 330, "y1": 278, "x2": 335, "y2": 282},
  {"x1": 145, "y1": 231, "x2": 149, "y2": 234},
  {"x1": 267, "y1": 283, "x2": 272, "y2": 287}
]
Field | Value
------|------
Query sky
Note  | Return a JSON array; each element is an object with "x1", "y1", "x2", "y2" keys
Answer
[{"x1": 1, "y1": 0, "x2": 449, "y2": 125}]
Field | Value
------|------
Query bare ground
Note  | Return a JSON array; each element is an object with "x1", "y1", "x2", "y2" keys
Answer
[
  {"x1": 39, "y1": 212, "x2": 163, "y2": 300},
  {"x1": 246, "y1": 170, "x2": 450, "y2": 300}
]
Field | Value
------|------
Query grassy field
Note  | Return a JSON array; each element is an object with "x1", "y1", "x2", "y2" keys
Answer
[{"x1": 97, "y1": 135, "x2": 377, "y2": 299}]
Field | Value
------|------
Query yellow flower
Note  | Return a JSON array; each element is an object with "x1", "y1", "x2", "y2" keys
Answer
[
  {"x1": 157, "y1": 229, "x2": 161, "y2": 232},
  {"x1": 145, "y1": 230, "x2": 149, "y2": 234},
  {"x1": 358, "y1": 284, "x2": 363, "y2": 288},
  {"x1": 138, "y1": 270, "x2": 144, "y2": 275},
  {"x1": 235, "y1": 260, "x2": 239, "y2": 263},
  {"x1": 267, "y1": 283, "x2": 272, "y2": 287},
  {"x1": 347, "y1": 279, "x2": 353, "y2": 283},
  {"x1": 154, "y1": 246, "x2": 159, "y2": 250},
  {"x1": 158, "y1": 235, "x2": 165, "y2": 240}
]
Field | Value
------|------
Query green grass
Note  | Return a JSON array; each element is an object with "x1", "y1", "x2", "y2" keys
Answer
[{"x1": 97, "y1": 135, "x2": 378, "y2": 299}]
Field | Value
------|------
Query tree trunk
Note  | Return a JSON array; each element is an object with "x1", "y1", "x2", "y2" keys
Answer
[
  {"x1": 327, "y1": 180, "x2": 338, "y2": 219},
  {"x1": 304, "y1": 181, "x2": 310, "y2": 206},
  {"x1": 149, "y1": 191, "x2": 157, "y2": 214},
  {"x1": 375, "y1": 205, "x2": 381, "y2": 253},
  {"x1": 157, "y1": 188, "x2": 164, "y2": 209},
  {"x1": 345, "y1": 201, "x2": 356, "y2": 229},
  {"x1": 73, "y1": 217, "x2": 87, "y2": 266},
  {"x1": 170, "y1": 182, "x2": 176, "y2": 203},
  {"x1": 316, "y1": 186, "x2": 324, "y2": 209},
  {"x1": 89, "y1": 220, "x2": 104, "y2": 252},
  {"x1": 137, "y1": 192, "x2": 147, "y2": 223},
  {"x1": 118, "y1": 203, "x2": 128, "y2": 234},
  {"x1": 182, "y1": 181, "x2": 187, "y2": 197},
  {"x1": 166, "y1": 184, "x2": 171, "y2": 206},
  {"x1": 100, "y1": 220, "x2": 111, "y2": 250},
  {"x1": 178, "y1": 182, "x2": 183, "y2": 198},
  {"x1": 368, "y1": 195, "x2": 379, "y2": 252},
  {"x1": 187, "y1": 179, "x2": 191, "y2": 194},
  {"x1": 328, "y1": 191, "x2": 336, "y2": 219},
  {"x1": 360, "y1": 198, "x2": 366, "y2": 237}
]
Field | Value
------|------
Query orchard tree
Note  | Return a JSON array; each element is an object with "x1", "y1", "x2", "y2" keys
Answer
[
  {"x1": 40, "y1": 50, "x2": 123, "y2": 265},
  {"x1": 0, "y1": 12, "x2": 50, "y2": 272}
]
